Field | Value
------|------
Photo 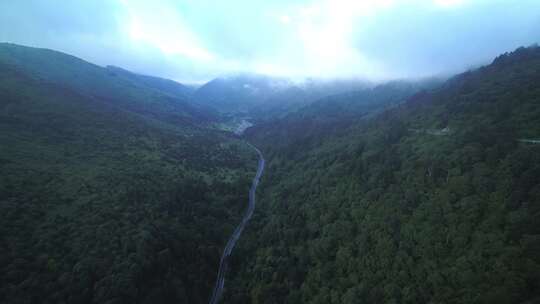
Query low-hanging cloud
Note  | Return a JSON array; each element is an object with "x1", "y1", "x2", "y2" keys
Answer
[{"x1": 1, "y1": 0, "x2": 539, "y2": 83}]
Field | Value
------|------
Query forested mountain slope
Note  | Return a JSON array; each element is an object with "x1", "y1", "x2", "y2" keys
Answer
[
  {"x1": 245, "y1": 79, "x2": 440, "y2": 153},
  {"x1": 0, "y1": 46, "x2": 257, "y2": 303},
  {"x1": 104, "y1": 65, "x2": 196, "y2": 100},
  {"x1": 225, "y1": 46, "x2": 540, "y2": 303},
  {"x1": 0, "y1": 43, "x2": 214, "y2": 126}
]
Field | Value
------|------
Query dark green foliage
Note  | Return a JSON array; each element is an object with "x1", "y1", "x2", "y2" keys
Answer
[
  {"x1": 3, "y1": 41, "x2": 540, "y2": 304},
  {"x1": 225, "y1": 46, "x2": 540, "y2": 303},
  {"x1": 0, "y1": 46, "x2": 257, "y2": 303}
]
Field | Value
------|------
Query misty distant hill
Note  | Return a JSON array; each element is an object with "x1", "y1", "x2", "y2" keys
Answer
[
  {"x1": 194, "y1": 73, "x2": 371, "y2": 120},
  {"x1": 105, "y1": 65, "x2": 196, "y2": 100},
  {"x1": 242, "y1": 79, "x2": 440, "y2": 151}
]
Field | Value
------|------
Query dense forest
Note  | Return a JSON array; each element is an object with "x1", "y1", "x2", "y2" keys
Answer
[
  {"x1": 0, "y1": 44, "x2": 258, "y2": 304},
  {"x1": 224, "y1": 46, "x2": 540, "y2": 303},
  {"x1": 2, "y1": 41, "x2": 540, "y2": 304}
]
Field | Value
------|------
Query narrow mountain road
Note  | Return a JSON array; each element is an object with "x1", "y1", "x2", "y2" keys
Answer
[
  {"x1": 209, "y1": 144, "x2": 265, "y2": 304},
  {"x1": 518, "y1": 138, "x2": 540, "y2": 144}
]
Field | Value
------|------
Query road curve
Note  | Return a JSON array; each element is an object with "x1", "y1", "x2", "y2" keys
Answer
[{"x1": 209, "y1": 144, "x2": 265, "y2": 304}]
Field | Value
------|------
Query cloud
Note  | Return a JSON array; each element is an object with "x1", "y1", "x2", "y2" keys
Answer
[
  {"x1": 279, "y1": 15, "x2": 292, "y2": 25},
  {"x1": 433, "y1": 0, "x2": 466, "y2": 8},
  {"x1": 121, "y1": 0, "x2": 215, "y2": 62},
  {"x1": 1, "y1": 0, "x2": 539, "y2": 83},
  {"x1": 353, "y1": 0, "x2": 540, "y2": 78},
  {"x1": 276, "y1": 0, "x2": 396, "y2": 78}
]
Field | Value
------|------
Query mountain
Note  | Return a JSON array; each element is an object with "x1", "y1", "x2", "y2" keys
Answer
[
  {"x1": 4, "y1": 41, "x2": 540, "y2": 304},
  {"x1": 194, "y1": 74, "x2": 293, "y2": 113},
  {"x1": 194, "y1": 73, "x2": 371, "y2": 120},
  {"x1": 0, "y1": 43, "x2": 215, "y2": 126},
  {"x1": 224, "y1": 46, "x2": 540, "y2": 303},
  {"x1": 105, "y1": 65, "x2": 196, "y2": 100},
  {"x1": 0, "y1": 44, "x2": 258, "y2": 304}
]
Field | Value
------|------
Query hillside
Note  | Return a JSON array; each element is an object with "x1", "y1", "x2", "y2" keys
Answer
[
  {"x1": 0, "y1": 43, "x2": 215, "y2": 127},
  {"x1": 224, "y1": 46, "x2": 540, "y2": 303},
  {"x1": 105, "y1": 65, "x2": 196, "y2": 100},
  {"x1": 245, "y1": 79, "x2": 440, "y2": 154},
  {"x1": 0, "y1": 45, "x2": 257, "y2": 304}
]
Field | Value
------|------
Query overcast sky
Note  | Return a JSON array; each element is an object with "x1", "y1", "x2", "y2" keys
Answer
[{"x1": 1, "y1": 0, "x2": 539, "y2": 83}]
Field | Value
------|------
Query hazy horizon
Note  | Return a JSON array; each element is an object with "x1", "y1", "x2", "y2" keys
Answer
[{"x1": 1, "y1": 0, "x2": 539, "y2": 83}]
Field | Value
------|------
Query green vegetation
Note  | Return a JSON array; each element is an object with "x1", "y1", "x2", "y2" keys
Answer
[
  {"x1": 245, "y1": 79, "x2": 437, "y2": 153},
  {"x1": 0, "y1": 45, "x2": 257, "y2": 303},
  {"x1": 224, "y1": 46, "x2": 540, "y2": 303},
  {"x1": 2, "y1": 42, "x2": 539, "y2": 304}
]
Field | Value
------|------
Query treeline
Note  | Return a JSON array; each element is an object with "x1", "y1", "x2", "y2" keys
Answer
[{"x1": 224, "y1": 46, "x2": 540, "y2": 303}]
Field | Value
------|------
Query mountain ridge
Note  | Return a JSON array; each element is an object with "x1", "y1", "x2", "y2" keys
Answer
[
  {"x1": 0, "y1": 43, "x2": 215, "y2": 127},
  {"x1": 224, "y1": 45, "x2": 540, "y2": 304},
  {"x1": 0, "y1": 43, "x2": 258, "y2": 304}
]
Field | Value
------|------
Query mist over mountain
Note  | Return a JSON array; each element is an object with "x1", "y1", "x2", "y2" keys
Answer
[{"x1": 194, "y1": 73, "x2": 372, "y2": 119}]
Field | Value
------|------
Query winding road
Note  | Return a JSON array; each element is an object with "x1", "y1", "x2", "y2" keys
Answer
[{"x1": 209, "y1": 145, "x2": 265, "y2": 304}]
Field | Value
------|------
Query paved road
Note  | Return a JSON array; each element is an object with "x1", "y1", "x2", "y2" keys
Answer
[
  {"x1": 209, "y1": 145, "x2": 265, "y2": 304},
  {"x1": 518, "y1": 139, "x2": 540, "y2": 144}
]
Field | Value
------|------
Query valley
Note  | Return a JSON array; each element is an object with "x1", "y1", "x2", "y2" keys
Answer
[
  {"x1": 1, "y1": 43, "x2": 539, "y2": 304},
  {"x1": 210, "y1": 146, "x2": 265, "y2": 304}
]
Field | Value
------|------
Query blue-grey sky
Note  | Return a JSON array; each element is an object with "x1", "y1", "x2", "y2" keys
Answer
[{"x1": 1, "y1": 0, "x2": 539, "y2": 83}]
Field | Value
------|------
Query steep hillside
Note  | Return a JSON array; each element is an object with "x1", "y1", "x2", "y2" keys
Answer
[
  {"x1": 0, "y1": 47, "x2": 257, "y2": 304},
  {"x1": 0, "y1": 43, "x2": 214, "y2": 126},
  {"x1": 245, "y1": 79, "x2": 438, "y2": 154},
  {"x1": 225, "y1": 46, "x2": 540, "y2": 303},
  {"x1": 105, "y1": 65, "x2": 196, "y2": 100}
]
